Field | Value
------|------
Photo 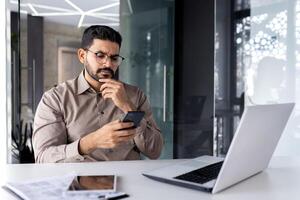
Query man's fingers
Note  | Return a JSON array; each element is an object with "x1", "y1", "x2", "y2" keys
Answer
[
  {"x1": 118, "y1": 129, "x2": 136, "y2": 137},
  {"x1": 116, "y1": 132, "x2": 136, "y2": 143},
  {"x1": 111, "y1": 121, "x2": 134, "y2": 130},
  {"x1": 105, "y1": 120, "x2": 121, "y2": 127},
  {"x1": 99, "y1": 78, "x2": 120, "y2": 84},
  {"x1": 100, "y1": 81, "x2": 121, "y2": 92},
  {"x1": 102, "y1": 88, "x2": 116, "y2": 96},
  {"x1": 107, "y1": 130, "x2": 135, "y2": 145},
  {"x1": 102, "y1": 92, "x2": 113, "y2": 100}
]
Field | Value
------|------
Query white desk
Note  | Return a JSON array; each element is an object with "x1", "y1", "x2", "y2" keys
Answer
[{"x1": 1, "y1": 156, "x2": 300, "y2": 200}]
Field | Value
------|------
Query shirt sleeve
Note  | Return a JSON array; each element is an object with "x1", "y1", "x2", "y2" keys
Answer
[
  {"x1": 133, "y1": 90, "x2": 164, "y2": 159},
  {"x1": 32, "y1": 90, "x2": 84, "y2": 163}
]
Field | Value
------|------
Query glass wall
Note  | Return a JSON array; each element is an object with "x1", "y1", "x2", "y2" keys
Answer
[
  {"x1": 119, "y1": 0, "x2": 174, "y2": 159},
  {"x1": 10, "y1": 0, "x2": 299, "y2": 163},
  {"x1": 216, "y1": 0, "x2": 300, "y2": 156},
  {"x1": 246, "y1": 0, "x2": 299, "y2": 155},
  {"x1": 215, "y1": 0, "x2": 244, "y2": 156},
  {"x1": 8, "y1": 0, "x2": 120, "y2": 163},
  {"x1": 8, "y1": 0, "x2": 175, "y2": 162}
]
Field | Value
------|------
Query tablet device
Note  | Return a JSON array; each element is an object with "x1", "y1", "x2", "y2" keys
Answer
[{"x1": 65, "y1": 175, "x2": 117, "y2": 195}]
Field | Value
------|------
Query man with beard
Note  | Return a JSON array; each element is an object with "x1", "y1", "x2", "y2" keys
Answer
[{"x1": 32, "y1": 25, "x2": 163, "y2": 163}]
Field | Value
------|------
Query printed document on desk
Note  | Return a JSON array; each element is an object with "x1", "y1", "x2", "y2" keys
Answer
[
  {"x1": 2, "y1": 174, "x2": 75, "y2": 200},
  {"x1": 2, "y1": 174, "x2": 126, "y2": 200}
]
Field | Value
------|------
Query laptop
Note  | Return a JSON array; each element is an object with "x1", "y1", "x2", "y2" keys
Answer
[{"x1": 143, "y1": 103, "x2": 294, "y2": 194}]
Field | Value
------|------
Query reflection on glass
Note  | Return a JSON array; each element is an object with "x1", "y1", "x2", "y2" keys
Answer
[
  {"x1": 215, "y1": 0, "x2": 293, "y2": 156},
  {"x1": 237, "y1": 0, "x2": 300, "y2": 155},
  {"x1": 68, "y1": 176, "x2": 115, "y2": 191}
]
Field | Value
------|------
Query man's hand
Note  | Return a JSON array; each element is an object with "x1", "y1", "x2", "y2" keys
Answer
[
  {"x1": 79, "y1": 120, "x2": 136, "y2": 155},
  {"x1": 99, "y1": 79, "x2": 136, "y2": 112}
]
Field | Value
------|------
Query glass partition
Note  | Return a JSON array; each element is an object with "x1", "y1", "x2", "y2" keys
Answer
[
  {"x1": 119, "y1": 0, "x2": 174, "y2": 159},
  {"x1": 215, "y1": 0, "x2": 300, "y2": 156},
  {"x1": 9, "y1": 0, "x2": 120, "y2": 163},
  {"x1": 247, "y1": 0, "x2": 299, "y2": 155},
  {"x1": 8, "y1": 0, "x2": 175, "y2": 162}
]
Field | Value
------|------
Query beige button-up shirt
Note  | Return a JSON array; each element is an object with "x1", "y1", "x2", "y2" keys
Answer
[{"x1": 33, "y1": 72, "x2": 163, "y2": 163}]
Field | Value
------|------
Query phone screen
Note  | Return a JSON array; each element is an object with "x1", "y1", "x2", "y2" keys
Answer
[{"x1": 67, "y1": 175, "x2": 116, "y2": 192}]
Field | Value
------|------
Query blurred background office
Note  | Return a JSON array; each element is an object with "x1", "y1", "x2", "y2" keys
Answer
[{"x1": 4, "y1": 0, "x2": 300, "y2": 163}]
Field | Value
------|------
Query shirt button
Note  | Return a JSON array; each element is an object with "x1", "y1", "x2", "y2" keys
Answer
[{"x1": 106, "y1": 149, "x2": 113, "y2": 153}]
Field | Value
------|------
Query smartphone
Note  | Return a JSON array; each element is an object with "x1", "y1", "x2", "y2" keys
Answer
[
  {"x1": 65, "y1": 175, "x2": 117, "y2": 195},
  {"x1": 120, "y1": 111, "x2": 145, "y2": 128}
]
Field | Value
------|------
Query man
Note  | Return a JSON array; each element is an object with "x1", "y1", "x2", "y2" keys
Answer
[{"x1": 33, "y1": 25, "x2": 163, "y2": 163}]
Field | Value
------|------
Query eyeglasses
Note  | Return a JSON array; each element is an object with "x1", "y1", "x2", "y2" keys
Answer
[{"x1": 85, "y1": 49, "x2": 125, "y2": 66}]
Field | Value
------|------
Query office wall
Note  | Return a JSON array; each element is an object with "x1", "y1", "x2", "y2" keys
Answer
[
  {"x1": 43, "y1": 21, "x2": 83, "y2": 91},
  {"x1": 16, "y1": 18, "x2": 82, "y2": 124}
]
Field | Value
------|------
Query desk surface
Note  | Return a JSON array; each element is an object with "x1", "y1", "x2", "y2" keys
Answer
[{"x1": 1, "y1": 156, "x2": 300, "y2": 200}]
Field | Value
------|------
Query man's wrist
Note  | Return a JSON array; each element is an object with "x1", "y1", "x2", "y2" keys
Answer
[
  {"x1": 79, "y1": 134, "x2": 95, "y2": 155},
  {"x1": 122, "y1": 102, "x2": 136, "y2": 112}
]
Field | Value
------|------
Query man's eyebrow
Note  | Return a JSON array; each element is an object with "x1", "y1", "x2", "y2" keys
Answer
[{"x1": 95, "y1": 50, "x2": 119, "y2": 57}]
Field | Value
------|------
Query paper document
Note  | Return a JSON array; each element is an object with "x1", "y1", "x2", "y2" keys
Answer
[{"x1": 2, "y1": 174, "x2": 127, "y2": 200}]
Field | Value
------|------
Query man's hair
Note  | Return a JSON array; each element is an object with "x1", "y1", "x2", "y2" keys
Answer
[{"x1": 81, "y1": 25, "x2": 122, "y2": 49}]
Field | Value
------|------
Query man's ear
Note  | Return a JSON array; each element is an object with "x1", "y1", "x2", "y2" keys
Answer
[{"x1": 78, "y1": 48, "x2": 86, "y2": 64}]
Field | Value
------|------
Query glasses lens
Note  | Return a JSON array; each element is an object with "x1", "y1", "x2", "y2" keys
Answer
[
  {"x1": 91, "y1": 50, "x2": 124, "y2": 66},
  {"x1": 109, "y1": 56, "x2": 123, "y2": 66}
]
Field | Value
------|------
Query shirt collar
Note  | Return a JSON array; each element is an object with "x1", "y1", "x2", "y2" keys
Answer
[{"x1": 76, "y1": 70, "x2": 91, "y2": 95}]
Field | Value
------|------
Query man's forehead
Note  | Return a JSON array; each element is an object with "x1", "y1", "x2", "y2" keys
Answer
[
  {"x1": 90, "y1": 39, "x2": 120, "y2": 54},
  {"x1": 91, "y1": 39, "x2": 119, "y2": 48}
]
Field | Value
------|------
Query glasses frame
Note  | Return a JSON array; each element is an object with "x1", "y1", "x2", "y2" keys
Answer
[{"x1": 85, "y1": 49, "x2": 125, "y2": 66}]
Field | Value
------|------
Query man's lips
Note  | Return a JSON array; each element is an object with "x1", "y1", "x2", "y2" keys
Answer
[
  {"x1": 97, "y1": 68, "x2": 114, "y2": 79},
  {"x1": 98, "y1": 72, "x2": 112, "y2": 79}
]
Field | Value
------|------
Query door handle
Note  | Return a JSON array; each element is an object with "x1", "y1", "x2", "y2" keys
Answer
[{"x1": 163, "y1": 64, "x2": 167, "y2": 122}]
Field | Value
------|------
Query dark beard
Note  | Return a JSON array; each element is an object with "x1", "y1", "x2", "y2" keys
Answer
[
  {"x1": 85, "y1": 63, "x2": 115, "y2": 81},
  {"x1": 97, "y1": 67, "x2": 115, "y2": 79}
]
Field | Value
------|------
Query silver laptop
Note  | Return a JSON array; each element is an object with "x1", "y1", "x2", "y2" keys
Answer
[{"x1": 143, "y1": 103, "x2": 294, "y2": 194}]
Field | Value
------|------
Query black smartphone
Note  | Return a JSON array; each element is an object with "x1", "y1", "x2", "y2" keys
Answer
[{"x1": 120, "y1": 111, "x2": 145, "y2": 128}]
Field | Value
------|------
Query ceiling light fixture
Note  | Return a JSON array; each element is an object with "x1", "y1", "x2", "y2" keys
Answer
[
  {"x1": 27, "y1": 3, "x2": 38, "y2": 15},
  {"x1": 127, "y1": 0, "x2": 133, "y2": 14},
  {"x1": 9, "y1": 0, "x2": 120, "y2": 27}
]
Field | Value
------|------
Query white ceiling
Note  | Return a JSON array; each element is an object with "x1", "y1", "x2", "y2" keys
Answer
[{"x1": 9, "y1": 0, "x2": 121, "y2": 28}]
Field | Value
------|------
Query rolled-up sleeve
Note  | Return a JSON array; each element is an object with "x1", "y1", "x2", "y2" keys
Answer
[
  {"x1": 32, "y1": 90, "x2": 84, "y2": 163},
  {"x1": 133, "y1": 91, "x2": 164, "y2": 159}
]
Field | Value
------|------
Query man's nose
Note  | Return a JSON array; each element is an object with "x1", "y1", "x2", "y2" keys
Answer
[{"x1": 102, "y1": 56, "x2": 113, "y2": 67}]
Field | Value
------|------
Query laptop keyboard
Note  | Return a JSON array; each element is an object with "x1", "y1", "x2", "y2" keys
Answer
[{"x1": 174, "y1": 161, "x2": 224, "y2": 184}]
